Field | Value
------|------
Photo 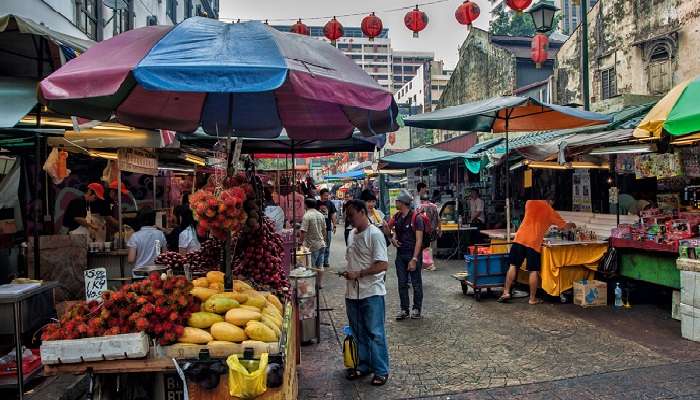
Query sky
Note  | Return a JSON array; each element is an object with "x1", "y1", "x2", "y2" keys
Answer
[{"x1": 219, "y1": 0, "x2": 493, "y2": 69}]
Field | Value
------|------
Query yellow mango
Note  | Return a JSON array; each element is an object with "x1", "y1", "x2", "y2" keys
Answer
[
  {"x1": 206, "y1": 271, "x2": 225, "y2": 284},
  {"x1": 190, "y1": 287, "x2": 218, "y2": 301},
  {"x1": 244, "y1": 294, "x2": 267, "y2": 310},
  {"x1": 178, "y1": 327, "x2": 212, "y2": 344},
  {"x1": 224, "y1": 308, "x2": 262, "y2": 327},
  {"x1": 240, "y1": 305, "x2": 260, "y2": 312},
  {"x1": 233, "y1": 280, "x2": 253, "y2": 291},
  {"x1": 267, "y1": 294, "x2": 283, "y2": 313},
  {"x1": 217, "y1": 291, "x2": 249, "y2": 304},
  {"x1": 210, "y1": 322, "x2": 247, "y2": 342},
  {"x1": 260, "y1": 315, "x2": 282, "y2": 337},
  {"x1": 244, "y1": 321, "x2": 278, "y2": 342},
  {"x1": 208, "y1": 282, "x2": 224, "y2": 292},
  {"x1": 188, "y1": 312, "x2": 224, "y2": 329},
  {"x1": 192, "y1": 277, "x2": 209, "y2": 288},
  {"x1": 202, "y1": 296, "x2": 239, "y2": 314}
]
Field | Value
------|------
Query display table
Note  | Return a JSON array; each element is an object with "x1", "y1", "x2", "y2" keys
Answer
[
  {"x1": 536, "y1": 240, "x2": 608, "y2": 296},
  {"x1": 435, "y1": 224, "x2": 477, "y2": 258},
  {"x1": 44, "y1": 308, "x2": 299, "y2": 400},
  {"x1": 0, "y1": 282, "x2": 59, "y2": 399},
  {"x1": 611, "y1": 238, "x2": 680, "y2": 289}
]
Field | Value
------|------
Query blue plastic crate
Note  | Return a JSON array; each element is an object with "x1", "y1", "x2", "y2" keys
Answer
[{"x1": 464, "y1": 253, "x2": 510, "y2": 287}]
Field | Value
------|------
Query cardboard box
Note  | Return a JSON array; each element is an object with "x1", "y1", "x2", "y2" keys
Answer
[
  {"x1": 574, "y1": 280, "x2": 608, "y2": 307},
  {"x1": 680, "y1": 303, "x2": 700, "y2": 342}
]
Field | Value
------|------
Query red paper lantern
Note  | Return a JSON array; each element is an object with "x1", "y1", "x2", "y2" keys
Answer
[
  {"x1": 404, "y1": 6, "x2": 429, "y2": 38},
  {"x1": 531, "y1": 33, "x2": 549, "y2": 68},
  {"x1": 361, "y1": 12, "x2": 383, "y2": 41},
  {"x1": 324, "y1": 16, "x2": 344, "y2": 45},
  {"x1": 455, "y1": 1, "x2": 481, "y2": 26},
  {"x1": 290, "y1": 19, "x2": 310, "y2": 36},
  {"x1": 506, "y1": 0, "x2": 533, "y2": 13}
]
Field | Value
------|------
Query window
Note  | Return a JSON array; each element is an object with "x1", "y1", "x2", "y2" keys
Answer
[
  {"x1": 600, "y1": 67, "x2": 617, "y2": 100},
  {"x1": 166, "y1": 0, "x2": 177, "y2": 24},
  {"x1": 647, "y1": 43, "x2": 673, "y2": 95},
  {"x1": 75, "y1": 0, "x2": 99, "y2": 40}
]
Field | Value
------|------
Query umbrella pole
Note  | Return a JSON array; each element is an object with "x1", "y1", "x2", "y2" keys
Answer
[
  {"x1": 506, "y1": 120, "x2": 511, "y2": 241},
  {"x1": 291, "y1": 142, "x2": 297, "y2": 251},
  {"x1": 117, "y1": 171, "x2": 123, "y2": 249}
]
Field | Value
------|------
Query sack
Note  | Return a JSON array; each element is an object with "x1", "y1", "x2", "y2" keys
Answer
[
  {"x1": 342, "y1": 327, "x2": 358, "y2": 369},
  {"x1": 227, "y1": 353, "x2": 268, "y2": 399}
]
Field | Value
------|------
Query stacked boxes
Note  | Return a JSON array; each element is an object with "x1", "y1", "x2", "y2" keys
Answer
[{"x1": 677, "y1": 258, "x2": 700, "y2": 342}]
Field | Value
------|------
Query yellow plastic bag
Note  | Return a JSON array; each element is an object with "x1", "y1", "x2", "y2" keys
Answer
[
  {"x1": 227, "y1": 353, "x2": 268, "y2": 399},
  {"x1": 343, "y1": 335, "x2": 358, "y2": 369}
]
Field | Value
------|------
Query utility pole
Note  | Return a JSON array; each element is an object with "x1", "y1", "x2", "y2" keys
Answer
[{"x1": 581, "y1": 0, "x2": 590, "y2": 110}]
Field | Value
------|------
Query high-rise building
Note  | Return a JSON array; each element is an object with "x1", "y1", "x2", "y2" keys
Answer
[
  {"x1": 271, "y1": 25, "x2": 433, "y2": 92},
  {"x1": 391, "y1": 51, "x2": 435, "y2": 92},
  {"x1": 394, "y1": 61, "x2": 452, "y2": 112},
  {"x1": 557, "y1": 0, "x2": 598, "y2": 35},
  {"x1": 272, "y1": 25, "x2": 393, "y2": 90}
]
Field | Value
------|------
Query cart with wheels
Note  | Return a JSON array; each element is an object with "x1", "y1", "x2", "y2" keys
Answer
[{"x1": 457, "y1": 249, "x2": 510, "y2": 301}]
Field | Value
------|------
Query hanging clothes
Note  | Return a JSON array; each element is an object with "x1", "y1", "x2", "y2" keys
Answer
[{"x1": 43, "y1": 148, "x2": 71, "y2": 184}]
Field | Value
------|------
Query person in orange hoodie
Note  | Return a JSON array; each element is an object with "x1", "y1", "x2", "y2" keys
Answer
[{"x1": 498, "y1": 198, "x2": 575, "y2": 305}]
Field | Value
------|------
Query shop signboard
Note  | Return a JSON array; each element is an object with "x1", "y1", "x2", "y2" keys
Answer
[
  {"x1": 572, "y1": 170, "x2": 592, "y2": 212},
  {"x1": 388, "y1": 188, "x2": 401, "y2": 216},
  {"x1": 118, "y1": 149, "x2": 158, "y2": 175}
]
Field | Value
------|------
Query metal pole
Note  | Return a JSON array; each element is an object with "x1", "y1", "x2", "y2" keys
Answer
[
  {"x1": 291, "y1": 141, "x2": 297, "y2": 243},
  {"x1": 506, "y1": 120, "x2": 511, "y2": 241},
  {"x1": 153, "y1": 173, "x2": 157, "y2": 210},
  {"x1": 117, "y1": 170, "x2": 123, "y2": 249},
  {"x1": 581, "y1": 0, "x2": 590, "y2": 111},
  {"x1": 33, "y1": 134, "x2": 41, "y2": 279},
  {"x1": 14, "y1": 301, "x2": 24, "y2": 399}
]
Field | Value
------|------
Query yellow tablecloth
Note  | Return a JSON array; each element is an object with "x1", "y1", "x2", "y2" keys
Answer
[{"x1": 517, "y1": 243, "x2": 608, "y2": 296}]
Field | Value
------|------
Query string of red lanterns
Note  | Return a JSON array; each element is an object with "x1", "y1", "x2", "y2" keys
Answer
[
  {"x1": 279, "y1": 1, "x2": 541, "y2": 47},
  {"x1": 530, "y1": 32, "x2": 549, "y2": 69}
]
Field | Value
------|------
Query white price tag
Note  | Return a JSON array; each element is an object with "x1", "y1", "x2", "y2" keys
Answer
[{"x1": 84, "y1": 268, "x2": 108, "y2": 302}]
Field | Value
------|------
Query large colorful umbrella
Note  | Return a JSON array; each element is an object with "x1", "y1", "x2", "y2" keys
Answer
[
  {"x1": 39, "y1": 17, "x2": 398, "y2": 140},
  {"x1": 633, "y1": 77, "x2": 700, "y2": 138}
]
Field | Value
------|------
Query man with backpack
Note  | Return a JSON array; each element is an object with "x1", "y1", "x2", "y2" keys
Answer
[{"x1": 388, "y1": 190, "x2": 430, "y2": 320}]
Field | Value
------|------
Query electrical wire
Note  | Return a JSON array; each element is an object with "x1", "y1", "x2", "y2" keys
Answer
[{"x1": 219, "y1": 0, "x2": 457, "y2": 23}]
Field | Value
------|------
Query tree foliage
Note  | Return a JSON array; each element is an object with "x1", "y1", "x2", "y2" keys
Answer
[{"x1": 489, "y1": 9, "x2": 562, "y2": 37}]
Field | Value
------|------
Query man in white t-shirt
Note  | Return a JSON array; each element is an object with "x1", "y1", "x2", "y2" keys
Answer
[
  {"x1": 342, "y1": 199, "x2": 390, "y2": 386},
  {"x1": 128, "y1": 208, "x2": 167, "y2": 269}
]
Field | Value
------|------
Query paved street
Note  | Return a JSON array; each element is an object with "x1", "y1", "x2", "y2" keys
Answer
[{"x1": 298, "y1": 229, "x2": 700, "y2": 399}]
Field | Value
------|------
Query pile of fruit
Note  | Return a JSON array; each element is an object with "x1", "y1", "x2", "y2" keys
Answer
[
  {"x1": 190, "y1": 187, "x2": 248, "y2": 240},
  {"x1": 42, "y1": 275, "x2": 197, "y2": 345},
  {"x1": 183, "y1": 271, "x2": 285, "y2": 346},
  {"x1": 231, "y1": 218, "x2": 290, "y2": 293},
  {"x1": 155, "y1": 239, "x2": 224, "y2": 275}
]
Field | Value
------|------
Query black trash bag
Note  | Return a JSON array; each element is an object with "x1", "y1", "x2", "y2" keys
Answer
[
  {"x1": 266, "y1": 363, "x2": 284, "y2": 388},
  {"x1": 182, "y1": 360, "x2": 228, "y2": 390}
]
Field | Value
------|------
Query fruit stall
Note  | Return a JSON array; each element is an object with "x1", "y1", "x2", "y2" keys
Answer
[{"x1": 38, "y1": 172, "x2": 299, "y2": 400}]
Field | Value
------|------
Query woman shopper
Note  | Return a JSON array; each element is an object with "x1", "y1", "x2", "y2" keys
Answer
[{"x1": 178, "y1": 207, "x2": 201, "y2": 254}]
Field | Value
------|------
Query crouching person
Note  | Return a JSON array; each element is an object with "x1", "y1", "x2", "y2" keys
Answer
[{"x1": 343, "y1": 199, "x2": 390, "y2": 386}]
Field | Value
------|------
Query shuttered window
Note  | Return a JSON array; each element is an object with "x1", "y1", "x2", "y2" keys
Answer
[{"x1": 601, "y1": 67, "x2": 617, "y2": 100}]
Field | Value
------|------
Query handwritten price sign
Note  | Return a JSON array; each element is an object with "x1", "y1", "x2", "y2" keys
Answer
[{"x1": 84, "y1": 268, "x2": 108, "y2": 302}]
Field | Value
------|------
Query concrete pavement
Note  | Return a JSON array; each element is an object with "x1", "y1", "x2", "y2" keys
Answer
[{"x1": 298, "y1": 228, "x2": 700, "y2": 399}]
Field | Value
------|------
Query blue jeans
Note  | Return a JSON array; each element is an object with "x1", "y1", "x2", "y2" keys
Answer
[
  {"x1": 395, "y1": 253, "x2": 423, "y2": 312},
  {"x1": 323, "y1": 230, "x2": 333, "y2": 266},
  {"x1": 310, "y1": 248, "x2": 324, "y2": 267},
  {"x1": 345, "y1": 295, "x2": 390, "y2": 376}
]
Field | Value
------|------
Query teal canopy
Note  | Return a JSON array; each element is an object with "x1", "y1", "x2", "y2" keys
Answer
[{"x1": 379, "y1": 147, "x2": 465, "y2": 169}]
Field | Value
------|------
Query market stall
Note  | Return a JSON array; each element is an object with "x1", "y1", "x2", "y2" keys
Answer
[{"x1": 26, "y1": 15, "x2": 398, "y2": 400}]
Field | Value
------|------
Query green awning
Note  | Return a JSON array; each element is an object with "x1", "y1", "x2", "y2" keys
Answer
[{"x1": 0, "y1": 78, "x2": 37, "y2": 128}]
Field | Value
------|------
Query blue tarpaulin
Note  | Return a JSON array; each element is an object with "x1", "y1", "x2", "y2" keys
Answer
[{"x1": 323, "y1": 169, "x2": 366, "y2": 181}]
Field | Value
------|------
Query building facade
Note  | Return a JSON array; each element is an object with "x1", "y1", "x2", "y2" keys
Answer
[
  {"x1": 553, "y1": 0, "x2": 700, "y2": 113},
  {"x1": 4, "y1": 0, "x2": 218, "y2": 41},
  {"x1": 395, "y1": 60, "x2": 452, "y2": 112},
  {"x1": 391, "y1": 50, "x2": 435, "y2": 92}
]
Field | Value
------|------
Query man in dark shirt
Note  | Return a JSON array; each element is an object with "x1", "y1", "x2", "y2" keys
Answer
[
  {"x1": 319, "y1": 188, "x2": 337, "y2": 268},
  {"x1": 62, "y1": 182, "x2": 104, "y2": 233},
  {"x1": 388, "y1": 190, "x2": 424, "y2": 320}
]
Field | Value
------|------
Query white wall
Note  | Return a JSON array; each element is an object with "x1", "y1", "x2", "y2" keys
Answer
[{"x1": 394, "y1": 65, "x2": 425, "y2": 109}]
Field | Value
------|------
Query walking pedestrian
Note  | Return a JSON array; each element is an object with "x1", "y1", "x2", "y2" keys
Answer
[
  {"x1": 342, "y1": 199, "x2": 390, "y2": 386},
  {"x1": 319, "y1": 188, "x2": 337, "y2": 268},
  {"x1": 299, "y1": 198, "x2": 327, "y2": 285},
  {"x1": 388, "y1": 190, "x2": 425, "y2": 320},
  {"x1": 498, "y1": 198, "x2": 576, "y2": 305}
]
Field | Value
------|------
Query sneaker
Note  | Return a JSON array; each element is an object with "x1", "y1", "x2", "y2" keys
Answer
[
  {"x1": 410, "y1": 309, "x2": 422, "y2": 319},
  {"x1": 395, "y1": 310, "x2": 409, "y2": 320}
]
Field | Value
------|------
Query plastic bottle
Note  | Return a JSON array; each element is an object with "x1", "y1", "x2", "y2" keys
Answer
[{"x1": 614, "y1": 283, "x2": 623, "y2": 307}]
